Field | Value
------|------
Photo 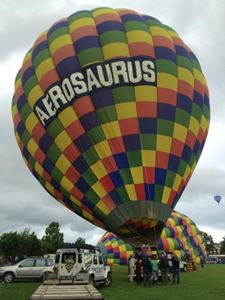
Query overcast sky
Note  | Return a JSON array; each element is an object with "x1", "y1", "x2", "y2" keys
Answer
[{"x1": 0, "y1": 0, "x2": 225, "y2": 245}]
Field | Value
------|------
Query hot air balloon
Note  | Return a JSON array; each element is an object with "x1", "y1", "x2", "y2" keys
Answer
[
  {"x1": 12, "y1": 8, "x2": 210, "y2": 246},
  {"x1": 97, "y1": 211, "x2": 207, "y2": 265},
  {"x1": 97, "y1": 232, "x2": 134, "y2": 265},
  {"x1": 214, "y1": 195, "x2": 222, "y2": 204},
  {"x1": 159, "y1": 211, "x2": 207, "y2": 263}
]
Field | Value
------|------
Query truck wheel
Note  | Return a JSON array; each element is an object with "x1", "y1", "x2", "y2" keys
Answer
[
  {"x1": 105, "y1": 273, "x2": 112, "y2": 287},
  {"x1": 3, "y1": 272, "x2": 14, "y2": 283}
]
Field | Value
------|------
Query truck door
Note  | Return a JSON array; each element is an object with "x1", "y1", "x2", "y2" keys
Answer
[
  {"x1": 97, "y1": 254, "x2": 105, "y2": 280},
  {"x1": 75, "y1": 253, "x2": 83, "y2": 274},
  {"x1": 58, "y1": 252, "x2": 76, "y2": 277},
  {"x1": 92, "y1": 254, "x2": 105, "y2": 281}
]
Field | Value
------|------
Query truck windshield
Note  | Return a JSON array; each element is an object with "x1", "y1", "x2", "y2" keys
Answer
[{"x1": 62, "y1": 253, "x2": 76, "y2": 264}]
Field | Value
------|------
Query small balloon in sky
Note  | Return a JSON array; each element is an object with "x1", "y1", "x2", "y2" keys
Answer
[{"x1": 214, "y1": 195, "x2": 222, "y2": 204}]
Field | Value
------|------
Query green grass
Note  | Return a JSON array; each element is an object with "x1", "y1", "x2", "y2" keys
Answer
[
  {"x1": 99, "y1": 265, "x2": 225, "y2": 300},
  {"x1": 0, "y1": 265, "x2": 225, "y2": 300},
  {"x1": 0, "y1": 281, "x2": 40, "y2": 300}
]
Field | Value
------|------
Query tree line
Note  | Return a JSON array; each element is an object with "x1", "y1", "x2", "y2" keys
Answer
[
  {"x1": 201, "y1": 231, "x2": 225, "y2": 254},
  {"x1": 0, "y1": 222, "x2": 225, "y2": 261},
  {"x1": 0, "y1": 221, "x2": 85, "y2": 261}
]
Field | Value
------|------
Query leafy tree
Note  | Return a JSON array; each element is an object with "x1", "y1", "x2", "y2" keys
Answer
[
  {"x1": 201, "y1": 231, "x2": 215, "y2": 254},
  {"x1": 0, "y1": 231, "x2": 19, "y2": 259},
  {"x1": 42, "y1": 222, "x2": 64, "y2": 253},
  {"x1": 75, "y1": 237, "x2": 86, "y2": 247},
  {"x1": 17, "y1": 229, "x2": 41, "y2": 256},
  {"x1": 41, "y1": 239, "x2": 52, "y2": 255},
  {"x1": 220, "y1": 237, "x2": 225, "y2": 254},
  {"x1": 0, "y1": 229, "x2": 42, "y2": 260}
]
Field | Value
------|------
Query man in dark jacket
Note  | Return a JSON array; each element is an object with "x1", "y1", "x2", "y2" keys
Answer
[
  {"x1": 172, "y1": 255, "x2": 180, "y2": 284},
  {"x1": 159, "y1": 252, "x2": 169, "y2": 285},
  {"x1": 142, "y1": 254, "x2": 152, "y2": 287}
]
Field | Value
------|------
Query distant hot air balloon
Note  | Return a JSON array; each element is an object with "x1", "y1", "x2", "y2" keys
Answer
[
  {"x1": 12, "y1": 8, "x2": 210, "y2": 246},
  {"x1": 214, "y1": 195, "x2": 222, "y2": 204}
]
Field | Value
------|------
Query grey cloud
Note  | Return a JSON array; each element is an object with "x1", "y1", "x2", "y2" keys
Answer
[
  {"x1": 0, "y1": 0, "x2": 100, "y2": 63},
  {"x1": 0, "y1": 186, "x2": 99, "y2": 239},
  {"x1": 177, "y1": 197, "x2": 225, "y2": 232},
  {"x1": 1, "y1": 0, "x2": 140, "y2": 63},
  {"x1": 182, "y1": 166, "x2": 225, "y2": 199}
]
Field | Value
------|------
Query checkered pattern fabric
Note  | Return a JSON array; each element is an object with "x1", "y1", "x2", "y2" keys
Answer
[
  {"x1": 97, "y1": 232, "x2": 134, "y2": 265},
  {"x1": 97, "y1": 211, "x2": 207, "y2": 265},
  {"x1": 158, "y1": 211, "x2": 207, "y2": 261},
  {"x1": 12, "y1": 8, "x2": 210, "y2": 239}
]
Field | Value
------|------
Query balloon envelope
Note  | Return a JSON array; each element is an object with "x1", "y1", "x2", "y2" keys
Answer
[
  {"x1": 12, "y1": 8, "x2": 210, "y2": 245},
  {"x1": 159, "y1": 211, "x2": 207, "y2": 262},
  {"x1": 97, "y1": 232, "x2": 134, "y2": 265}
]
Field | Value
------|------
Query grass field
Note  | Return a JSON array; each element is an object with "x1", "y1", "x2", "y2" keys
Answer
[{"x1": 0, "y1": 265, "x2": 225, "y2": 300}]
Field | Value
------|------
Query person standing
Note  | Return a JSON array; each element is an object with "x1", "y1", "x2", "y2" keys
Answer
[
  {"x1": 142, "y1": 254, "x2": 152, "y2": 287},
  {"x1": 200, "y1": 255, "x2": 204, "y2": 268},
  {"x1": 159, "y1": 252, "x2": 169, "y2": 285},
  {"x1": 151, "y1": 255, "x2": 159, "y2": 285},
  {"x1": 135, "y1": 257, "x2": 142, "y2": 285},
  {"x1": 128, "y1": 255, "x2": 136, "y2": 282},
  {"x1": 172, "y1": 254, "x2": 180, "y2": 284}
]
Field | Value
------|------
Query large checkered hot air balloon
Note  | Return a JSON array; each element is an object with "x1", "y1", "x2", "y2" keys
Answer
[{"x1": 12, "y1": 8, "x2": 210, "y2": 245}]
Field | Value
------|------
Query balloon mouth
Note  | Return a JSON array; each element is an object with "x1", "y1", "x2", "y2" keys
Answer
[
  {"x1": 118, "y1": 218, "x2": 158, "y2": 234},
  {"x1": 117, "y1": 218, "x2": 165, "y2": 246},
  {"x1": 105, "y1": 201, "x2": 172, "y2": 246}
]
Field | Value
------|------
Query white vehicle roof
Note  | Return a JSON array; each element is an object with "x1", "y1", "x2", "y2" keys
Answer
[{"x1": 56, "y1": 247, "x2": 101, "y2": 254}]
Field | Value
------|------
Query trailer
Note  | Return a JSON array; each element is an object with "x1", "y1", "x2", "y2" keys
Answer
[{"x1": 30, "y1": 284, "x2": 104, "y2": 300}]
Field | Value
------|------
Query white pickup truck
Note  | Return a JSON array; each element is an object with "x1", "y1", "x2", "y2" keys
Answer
[{"x1": 54, "y1": 246, "x2": 112, "y2": 286}]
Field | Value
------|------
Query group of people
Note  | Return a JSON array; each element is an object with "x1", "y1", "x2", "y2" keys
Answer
[{"x1": 128, "y1": 250, "x2": 180, "y2": 287}]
